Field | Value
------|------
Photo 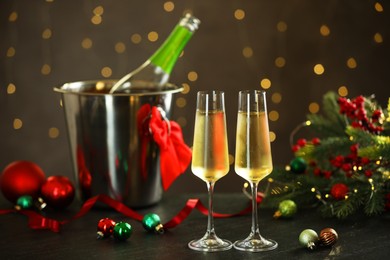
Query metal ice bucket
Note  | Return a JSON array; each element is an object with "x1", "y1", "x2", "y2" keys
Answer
[{"x1": 54, "y1": 80, "x2": 182, "y2": 208}]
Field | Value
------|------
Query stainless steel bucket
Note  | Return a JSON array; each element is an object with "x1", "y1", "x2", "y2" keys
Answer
[{"x1": 54, "y1": 80, "x2": 183, "y2": 208}]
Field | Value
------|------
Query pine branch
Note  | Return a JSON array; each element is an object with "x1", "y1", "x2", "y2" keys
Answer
[
  {"x1": 323, "y1": 192, "x2": 363, "y2": 219},
  {"x1": 346, "y1": 127, "x2": 376, "y2": 147},
  {"x1": 357, "y1": 134, "x2": 390, "y2": 162},
  {"x1": 385, "y1": 97, "x2": 390, "y2": 135},
  {"x1": 305, "y1": 92, "x2": 347, "y2": 138},
  {"x1": 264, "y1": 167, "x2": 329, "y2": 208},
  {"x1": 387, "y1": 97, "x2": 390, "y2": 120},
  {"x1": 359, "y1": 145, "x2": 390, "y2": 162},
  {"x1": 364, "y1": 188, "x2": 386, "y2": 216},
  {"x1": 307, "y1": 114, "x2": 345, "y2": 138},
  {"x1": 322, "y1": 92, "x2": 348, "y2": 130},
  {"x1": 296, "y1": 137, "x2": 352, "y2": 161}
]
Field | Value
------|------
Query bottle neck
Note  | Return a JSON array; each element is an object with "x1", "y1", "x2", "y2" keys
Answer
[{"x1": 149, "y1": 25, "x2": 194, "y2": 75}]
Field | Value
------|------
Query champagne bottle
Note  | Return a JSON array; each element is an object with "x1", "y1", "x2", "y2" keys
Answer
[{"x1": 109, "y1": 13, "x2": 200, "y2": 93}]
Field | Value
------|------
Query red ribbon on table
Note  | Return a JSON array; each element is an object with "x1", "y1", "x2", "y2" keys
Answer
[{"x1": 0, "y1": 193, "x2": 263, "y2": 233}]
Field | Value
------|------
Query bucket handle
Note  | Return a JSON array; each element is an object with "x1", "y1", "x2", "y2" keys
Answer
[{"x1": 142, "y1": 106, "x2": 171, "y2": 136}]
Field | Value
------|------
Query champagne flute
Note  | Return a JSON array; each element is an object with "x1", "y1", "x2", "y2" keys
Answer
[
  {"x1": 233, "y1": 90, "x2": 278, "y2": 252},
  {"x1": 188, "y1": 90, "x2": 232, "y2": 252}
]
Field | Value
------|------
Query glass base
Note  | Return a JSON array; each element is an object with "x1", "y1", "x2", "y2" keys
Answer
[
  {"x1": 233, "y1": 236, "x2": 278, "y2": 252},
  {"x1": 188, "y1": 234, "x2": 232, "y2": 252}
]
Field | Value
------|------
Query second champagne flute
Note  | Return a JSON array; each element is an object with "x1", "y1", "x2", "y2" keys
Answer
[
  {"x1": 233, "y1": 90, "x2": 278, "y2": 252},
  {"x1": 188, "y1": 90, "x2": 232, "y2": 252}
]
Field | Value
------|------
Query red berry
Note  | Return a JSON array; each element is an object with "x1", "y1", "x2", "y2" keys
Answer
[
  {"x1": 372, "y1": 110, "x2": 382, "y2": 121},
  {"x1": 331, "y1": 155, "x2": 344, "y2": 168},
  {"x1": 337, "y1": 97, "x2": 347, "y2": 104},
  {"x1": 346, "y1": 153, "x2": 358, "y2": 161},
  {"x1": 364, "y1": 170, "x2": 373, "y2": 178},
  {"x1": 376, "y1": 126, "x2": 384, "y2": 133},
  {"x1": 342, "y1": 163, "x2": 352, "y2": 172},
  {"x1": 350, "y1": 144, "x2": 359, "y2": 154},
  {"x1": 351, "y1": 121, "x2": 362, "y2": 128},
  {"x1": 296, "y1": 138, "x2": 307, "y2": 147},
  {"x1": 291, "y1": 145, "x2": 300, "y2": 152},
  {"x1": 361, "y1": 157, "x2": 370, "y2": 165},
  {"x1": 313, "y1": 168, "x2": 322, "y2": 176},
  {"x1": 311, "y1": 137, "x2": 321, "y2": 145},
  {"x1": 323, "y1": 171, "x2": 332, "y2": 179},
  {"x1": 354, "y1": 96, "x2": 365, "y2": 107}
]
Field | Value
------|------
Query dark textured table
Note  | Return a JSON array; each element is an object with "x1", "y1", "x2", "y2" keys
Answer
[{"x1": 1, "y1": 193, "x2": 389, "y2": 259}]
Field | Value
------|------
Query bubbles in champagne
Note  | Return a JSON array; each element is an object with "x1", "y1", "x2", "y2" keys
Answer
[
  {"x1": 192, "y1": 110, "x2": 229, "y2": 182},
  {"x1": 235, "y1": 111, "x2": 273, "y2": 183}
]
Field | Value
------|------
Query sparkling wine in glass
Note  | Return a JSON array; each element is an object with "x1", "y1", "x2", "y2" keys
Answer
[
  {"x1": 188, "y1": 90, "x2": 232, "y2": 252},
  {"x1": 233, "y1": 90, "x2": 278, "y2": 252}
]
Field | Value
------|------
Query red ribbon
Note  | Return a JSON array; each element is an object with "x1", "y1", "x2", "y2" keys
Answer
[{"x1": 0, "y1": 194, "x2": 263, "y2": 233}]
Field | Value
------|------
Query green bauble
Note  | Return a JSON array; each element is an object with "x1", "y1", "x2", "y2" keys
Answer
[
  {"x1": 299, "y1": 229, "x2": 319, "y2": 250},
  {"x1": 274, "y1": 200, "x2": 297, "y2": 218},
  {"x1": 113, "y1": 222, "x2": 132, "y2": 241},
  {"x1": 142, "y1": 213, "x2": 164, "y2": 233},
  {"x1": 16, "y1": 195, "x2": 33, "y2": 209},
  {"x1": 290, "y1": 157, "x2": 307, "y2": 174}
]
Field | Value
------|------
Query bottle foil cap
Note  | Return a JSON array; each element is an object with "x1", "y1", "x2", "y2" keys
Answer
[{"x1": 180, "y1": 13, "x2": 201, "y2": 32}]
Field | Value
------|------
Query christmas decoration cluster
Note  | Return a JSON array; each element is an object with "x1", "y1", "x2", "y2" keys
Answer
[
  {"x1": 97, "y1": 213, "x2": 163, "y2": 241},
  {"x1": 265, "y1": 92, "x2": 390, "y2": 218},
  {"x1": 299, "y1": 228, "x2": 338, "y2": 250},
  {"x1": 0, "y1": 161, "x2": 75, "y2": 210}
]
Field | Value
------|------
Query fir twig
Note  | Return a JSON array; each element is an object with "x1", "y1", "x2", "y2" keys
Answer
[
  {"x1": 363, "y1": 181, "x2": 386, "y2": 216},
  {"x1": 296, "y1": 138, "x2": 352, "y2": 162},
  {"x1": 306, "y1": 92, "x2": 346, "y2": 137}
]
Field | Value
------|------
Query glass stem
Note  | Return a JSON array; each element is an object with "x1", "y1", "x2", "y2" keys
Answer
[
  {"x1": 206, "y1": 181, "x2": 216, "y2": 237},
  {"x1": 250, "y1": 182, "x2": 260, "y2": 237}
]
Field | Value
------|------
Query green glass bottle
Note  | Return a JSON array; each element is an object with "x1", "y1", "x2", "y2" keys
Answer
[{"x1": 110, "y1": 13, "x2": 200, "y2": 93}]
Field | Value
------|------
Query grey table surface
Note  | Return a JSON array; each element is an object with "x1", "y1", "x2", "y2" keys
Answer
[{"x1": 0, "y1": 193, "x2": 389, "y2": 260}]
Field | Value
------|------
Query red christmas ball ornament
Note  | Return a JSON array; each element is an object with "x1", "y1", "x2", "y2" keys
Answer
[
  {"x1": 97, "y1": 218, "x2": 116, "y2": 239},
  {"x1": 41, "y1": 176, "x2": 75, "y2": 209},
  {"x1": 330, "y1": 183, "x2": 349, "y2": 200},
  {"x1": 0, "y1": 161, "x2": 46, "y2": 203}
]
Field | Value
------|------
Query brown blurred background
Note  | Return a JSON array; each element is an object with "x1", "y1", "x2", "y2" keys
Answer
[{"x1": 1, "y1": 0, "x2": 389, "y2": 195}]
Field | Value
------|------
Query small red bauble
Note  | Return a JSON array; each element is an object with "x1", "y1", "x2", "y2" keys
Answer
[
  {"x1": 0, "y1": 161, "x2": 46, "y2": 203},
  {"x1": 97, "y1": 218, "x2": 116, "y2": 238},
  {"x1": 41, "y1": 176, "x2": 75, "y2": 209},
  {"x1": 330, "y1": 183, "x2": 349, "y2": 200}
]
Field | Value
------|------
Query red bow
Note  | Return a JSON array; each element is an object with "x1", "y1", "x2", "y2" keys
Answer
[
  {"x1": 149, "y1": 106, "x2": 192, "y2": 190},
  {"x1": 137, "y1": 105, "x2": 192, "y2": 190}
]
